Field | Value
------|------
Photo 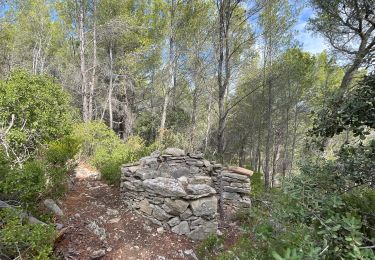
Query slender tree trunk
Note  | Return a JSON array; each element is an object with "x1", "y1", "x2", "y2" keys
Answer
[
  {"x1": 88, "y1": 0, "x2": 97, "y2": 121},
  {"x1": 264, "y1": 79, "x2": 272, "y2": 189},
  {"x1": 160, "y1": 0, "x2": 175, "y2": 142},
  {"x1": 108, "y1": 43, "x2": 114, "y2": 129},
  {"x1": 190, "y1": 84, "x2": 198, "y2": 150},
  {"x1": 289, "y1": 102, "x2": 299, "y2": 175},
  {"x1": 204, "y1": 87, "x2": 213, "y2": 153},
  {"x1": 77, "y1": 0, "x2": 88, "y2": 122},
  {"x1": 282, "y1": 87, "x2": 290, "y2": 178},
  {"x1": 216, "y1": 0, "x2": 231, "y2": 161}
]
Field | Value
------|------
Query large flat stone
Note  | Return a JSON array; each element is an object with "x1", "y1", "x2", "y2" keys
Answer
[
  {"x1": 188, "y1": 221, "x2": 218, "y2": 241},
  {"x1": 134, "y1": 168, "x2": 158, "y2": 180},
  {"x1": 186, "y1": 184, "x2": 216, "y2": 196},
  {"x1": 188, "y1": 176, "x2": 212, "y2": 185},
  {"x1": 223, "y1": 186, "x2": 250, "y2": 194},
  {"x1": 222, "y1": 191, "x2": 241, "y2": 201},
  {"x1": 138, "y1": 199, "x2": 153, "y2": 215},
  {"x1": 152, "y1": 205, "x2": 172, "y2": 221},
  {"x1": 221, "y1": 172, "x2": 249, "y2": 181},
  {"x1": 143, "y1": 177, "x2": 187, "y2": 197},
  {"x1": 171, "y1": 221, "x2": 190, "y2": 235},
  {"x1": 190, "y1": 196, "x2": 217, "y2": 216},
  {"x1": 164, "y1": 198, "x2": 189, "y2": 215}
]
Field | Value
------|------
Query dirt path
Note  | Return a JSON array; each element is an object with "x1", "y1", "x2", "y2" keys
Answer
[{"x1": 55, "y1": 164, "x2": 198, "y2": 260}]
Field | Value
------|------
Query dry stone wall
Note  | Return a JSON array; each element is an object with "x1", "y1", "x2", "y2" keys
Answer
[{"x1": 120, "y1": 148, "x2": 251, "y2": 241}]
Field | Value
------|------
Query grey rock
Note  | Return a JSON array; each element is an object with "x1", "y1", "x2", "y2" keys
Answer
[
  {"x1": 229, "y1": 182, "x2": 250, "y2": 188},
  {"x1": 164, "y1": 198, "x2": 189, "y2": 215},
  {"x1": 157, "y1": 227, "x2": 165, "y2": 234},
  {"x1": 190, "y1": 218, "x2": 205, "y2": 229},
  {"x1": 143, "y1": 177, "x2": 187, "y2": 197},
  {"x1": 223, "y1": 186, "x2": 250, "y2": 194},
  {"x1": 190, "y1": 196, "x2": 217, "y2": 216},
  {"x1": 180, "y1": 208, "x2": 193, "y2": 220},
  {"x1": 139, "y1": 199, "x2": 153, "y2": 215},
  {"x1": 164, "y1": 147, "x2": 185, "y2": 157},
  {"x1": 189, "y1": 153, "x2": 204, "y2": 159},
  {"x1": 56, "y1": 223, "x2": 64, "y2": 230},
  {"x1": 188, "y1": 221, "x2": 218, "y2": 241},
  {"x1": 178, "y1": 176, "x2": 188, "y2": 185},
  {"x1": 186, "y1": 184, "x2": 216, "y2": 196},
  {"x1": 87, "y1": 221, "x2": 106, "y2": 240},
  {"x1": 222, "y1": 191, "x2": 241, "y2": 201},
  {"x1": 184, "y1": 249, "x2": 198, "y2": 260},
  {"x1": 134, "y1": 168, "x2": 158, "y2": 180},
  {"x1": 170, "y1": 167, "x2": 191, "y2": 179},
  {"x1": 43, "y1": 199, "x2": 64, "y2": 217},
  {"x1": 203, "y1": 160, "x2": 211, "y2": 167},
  {"x1": 152, "y1": 205, "x2": 172, "y2": 221},
  {"x1": 221, "y1": 172, "x2": 249, "y2": 181},
  {"x1": 139, "y1": 156, "x2": 158, "y2": 167},
  {"x1": 171, "y1": 221, "x2": 190, "y2": 235},
  {"x1": 122, "y1": 181, "x2": 136, "y2": 191},
  {"x1": 188, "y1": 176, "x2": 212, "y2": 185},
  {"x1": 168, "y1": 217, "x2": 181, "y2": 227},
  {"x1": 90, "y1": 249, "x2": 106, "y2": 259}
]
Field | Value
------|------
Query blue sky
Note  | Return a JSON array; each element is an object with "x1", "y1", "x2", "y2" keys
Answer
[{"x1": 294, "y1": 7, "x2": 329, "y2": 54}]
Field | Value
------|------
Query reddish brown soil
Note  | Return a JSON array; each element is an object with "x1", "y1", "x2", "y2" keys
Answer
[{"x1": 54, "y1": 166, "x2": 198, "y2": 260}]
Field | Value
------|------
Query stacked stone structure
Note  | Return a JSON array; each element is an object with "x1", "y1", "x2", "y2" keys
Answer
[{"x1": 120, "y1": 148, "x2": 251, "y2": 241}]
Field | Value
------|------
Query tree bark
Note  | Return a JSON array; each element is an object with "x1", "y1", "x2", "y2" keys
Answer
[
  {"x1": 160, "y1": 0, "x2": 176, "y2": 142},
  {"x1": 108, "y1": 42, "x2": 114, "y2": 129},
  {"x1": 77, "y1": 0, "x2": 89, "y2": 122},
  {"x1": 88, "y1": 0, "x2": 97, "y2": 121},
  {"x1": 289, "y1": 102, "x2": 299, "y2": 175}
]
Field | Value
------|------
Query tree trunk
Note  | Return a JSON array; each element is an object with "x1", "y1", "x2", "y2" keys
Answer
[
  {"x1": 77, "y1": 0, "x2": 88, "y2": 122},
  {"x1": 282, "y1": 87, "x2": 290, "y2": 178},
  {"x1": 160, "y1": 0, "x2": 175, "y2": 142},
  {"x1": 88, "y1": 0, "x2": 97, "y2": 121},
  {"x1": 108, "y1": 43, "x2": 114, "y2": 129},
  {"x1": 264, "y1": 79, "x2": 272, "y2": 190},
  {"x1": 204, "y1": 87, "x2": 212, "y2": 153},
  {"x1": 289, "y1": 102, "x2": 299, "y2": 175}
]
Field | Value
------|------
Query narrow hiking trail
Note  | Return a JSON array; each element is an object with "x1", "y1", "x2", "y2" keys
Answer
[{"x1": 54, "y1": 164, "x2": 198, "y2": 260}]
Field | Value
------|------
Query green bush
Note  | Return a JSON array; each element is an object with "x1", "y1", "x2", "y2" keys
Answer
[
  {"x1": 72, "y1": 122, "x2": 156, "y2": 184},
  {"x1": 44, "y1": 136, "x2": 80, "y2": 167},
  {"x1": 197, "y1": 234, "x2": 224, "y2": 259},
  {"x1": 0, "y1": 208, "x2": 55, "y2": 259},
  {"x1": 0, "y1": 71, "x2": 75, "y2": 165}
]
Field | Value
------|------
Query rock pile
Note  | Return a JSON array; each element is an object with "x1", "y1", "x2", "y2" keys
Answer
[
  {"x1": 220, "y1": 169, "x2": 252, "y2": 208},
  {"x1": 120, "y1": 148, "x2": 252, "y2": 241}
]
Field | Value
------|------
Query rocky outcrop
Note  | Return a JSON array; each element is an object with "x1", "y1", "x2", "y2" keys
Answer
[{"x1": 120, "y1": 148, "x2": 251, "y2": 241}]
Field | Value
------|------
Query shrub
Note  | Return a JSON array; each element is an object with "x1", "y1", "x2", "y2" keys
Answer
[
  {"x1": 197, "y1": 234, "x2": 224, "y2": 259},
  {"x1": 72, "y1": 122, "x2": 155, "y2": 184},
  {"x1": 0, "y1": 208, "x2": 55, "y2": 259},
  {"x1": 0, "y1": 71, "x2": 75, "y2": 165},
  {"x1": 43, "y1": 136, "x2": 80, "y2": 167}
]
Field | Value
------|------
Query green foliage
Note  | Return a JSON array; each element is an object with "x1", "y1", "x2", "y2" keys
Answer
[
  {"x1": 0, "y1": 71, "x2": 74, "y2": 164},
  {"x1": 197, "y1": 234, "x2": 224, "y2": 259},
  {"x1": 228, "y1": 160, "x2": 375, "y2": 259},
  {"x1": 312, "y1": 73, "x2": 375, "y2": 139},
  {"x1": 0, "y1": 136, "x2": 79, "y2": 209},
  {"x1": 250, "y1": 171, "x2": 264, "y2": 196},
  {"x1": 43, "y1": 136, "x2": 80, "y2": 167},
  {"x1": 72, "y1": 122, "x2": 155, "y2": 184},
  {"x1": 159, "y1": 129, "x2": 189, "y2": 151},
  {"x1": 0, "y1": 208, "x2": 55, "y2": 259}
]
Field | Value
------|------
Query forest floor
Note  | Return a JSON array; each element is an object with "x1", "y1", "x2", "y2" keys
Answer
[{"x1": 54, "y1": 164, "x2": 199, "y2": 260}]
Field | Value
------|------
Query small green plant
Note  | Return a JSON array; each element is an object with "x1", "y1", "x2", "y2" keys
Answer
[
  {"x1": 197, "y1": 234, "x2": 224, "y2": 259},
  {"x1": 0, "y1": 208, "x2": 56, "y2": 259},
  {"x1": 72, "y1": 122, "x2": 155, "y2": 184}
]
